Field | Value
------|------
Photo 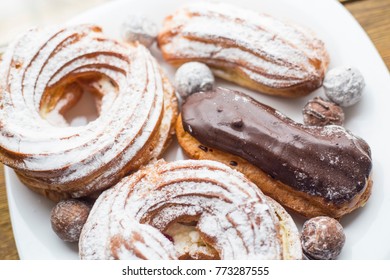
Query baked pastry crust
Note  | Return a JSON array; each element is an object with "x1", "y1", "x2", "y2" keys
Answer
[
  {"x1": 0, "y1": 25, "x2": 178, "y2": 201},
  {"x1": 176, "y1": 88, "x2": 372, "y2": 219},
  {"x1": 176, "y1": 113, "x2": 372, "y2": 219},
  {"x1": 79, "y1": 159, "x2": 302, "y2": 260},
  {"x1": 158, "y1": 2, "x2": 329, "y2": 97}
]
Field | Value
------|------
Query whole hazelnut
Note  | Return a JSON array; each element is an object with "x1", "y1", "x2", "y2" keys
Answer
[
  {"x1": 301, "y1": 216, "x2": 346, "y2": 260},
  {"x1": 51, "y1": 199, "x2": 91, "y2": 242},
  {"x1": 303, "y1": 97, "x2": 344, "y2": 126}
]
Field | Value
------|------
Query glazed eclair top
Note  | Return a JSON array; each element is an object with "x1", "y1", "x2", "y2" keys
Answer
[{"x1": 181, "y1": 88, "x2": 372, "y2": 204}]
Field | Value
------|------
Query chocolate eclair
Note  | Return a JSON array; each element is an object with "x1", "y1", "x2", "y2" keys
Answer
[{"x1": 176, "y1": 87, "x2": 373, "y2": 218}]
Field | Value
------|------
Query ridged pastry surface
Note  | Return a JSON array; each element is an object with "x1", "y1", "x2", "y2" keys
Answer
[
  {"x1": 79, "y1": 160, "x2": 301, "y2": 260},
  {"x1": 0, "y1": 24, "x2": 177, "y2": 198},
  {"x1": 158, "y1": 2, "x2": 329, "y2": 97}
]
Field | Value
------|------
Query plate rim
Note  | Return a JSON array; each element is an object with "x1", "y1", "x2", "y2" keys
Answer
[{"x1": 4, "y1": 0, "x2": 390, "y2": 260}]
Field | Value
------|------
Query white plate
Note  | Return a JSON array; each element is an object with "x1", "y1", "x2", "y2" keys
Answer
[{"x1": 5, "y1": 0, "x2": 390, "y2": 260}]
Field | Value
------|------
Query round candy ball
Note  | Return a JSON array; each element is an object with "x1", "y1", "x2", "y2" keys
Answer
[
  {"x1": 174, "y1": 62, "x2": 214, "y2": 100},
  {"x1": 51, "y1": 199, "x2": 91, "y2": 242},
  {"x1": 302, "y1": 97, "x2": 344, "y2": 126},
  {"x1": 323, "y1": 67, "x2": 365, "y2": 107},
  {"x1": 121, "y1": 14, "x2": 158, "y2": 48},
  {"x1": 301, "y1": 216, "x2": 346, "y2": 260}
]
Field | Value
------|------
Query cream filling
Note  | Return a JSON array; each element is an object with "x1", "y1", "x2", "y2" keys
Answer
[{"x1": 165, "y1": 223, "x2": 218, "y2": 259}]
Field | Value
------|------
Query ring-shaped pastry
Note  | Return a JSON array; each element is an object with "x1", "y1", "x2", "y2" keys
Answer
[
  {"x1": 0, "y1": 25, "x2": 178, "y2": 200},
  {"x1": 79, "y1": 160, "x2": 302, "y2": 260}
]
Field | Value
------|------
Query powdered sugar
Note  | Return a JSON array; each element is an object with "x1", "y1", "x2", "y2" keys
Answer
[
  {"x1": 323, "y1": 66, "x2": 365, "y2": 107},
  {"x1": 0, "y1": 24, "x2": 174, "y2": 197},
  {"x1": 159, "y1": 2, "x2": 328, "y2": 90},
  {"x1": 79, "y1": 160, "x2": 286, "y2": 260},
  {"x1": 174, "y1": 62, "x2": 214, "y2": 99},
  {"x1": 121, "y1": 14, "x2": 158, "y2": 48}
]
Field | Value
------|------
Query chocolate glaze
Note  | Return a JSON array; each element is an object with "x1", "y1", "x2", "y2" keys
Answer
[{"x1": 182, "y1": 88, "x2": 372, "y2": 204}]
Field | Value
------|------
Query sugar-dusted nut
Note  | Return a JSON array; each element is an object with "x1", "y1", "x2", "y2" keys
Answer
[
  {"x1": 174, "y1": 62, "x2": 214, "y2": 100},
  {"x1": 323, "y1": 66, "x2": 365, "y2": 107},
  {"x1": 303, "y1": 97, "x2": 344, "y2": 126},
  {"x1": 51, "y1": 199, "x2": 91, "y2": 242},
  {"x1": 301, "y1": 216, "x2": 346, "y2": 260},
  {"x1": 121, "y1": 14, "x2": 158, "y2": 47}
]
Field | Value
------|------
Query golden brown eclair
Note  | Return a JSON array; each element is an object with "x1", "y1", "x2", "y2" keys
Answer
[{"x1": 158, "y1": 2, "x2": 329, "y2": 97}]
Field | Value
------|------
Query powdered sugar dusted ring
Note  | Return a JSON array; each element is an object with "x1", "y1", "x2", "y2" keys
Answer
[
  {"x1": 0, "y1": 25, "x2": 177, "y2": 201},
  {"x1": 79, "y1": 160, "x2": 302, "y2": 260}
]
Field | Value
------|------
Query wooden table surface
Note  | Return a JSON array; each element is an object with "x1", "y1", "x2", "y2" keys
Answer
[{"x1": 0, "y1": 0, "x2": 389, "y2": 260}]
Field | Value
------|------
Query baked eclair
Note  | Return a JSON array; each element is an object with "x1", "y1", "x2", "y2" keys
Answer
[
  {"x1": 79, "y1": 159, "x2": 302, "y2": 260},
  {"x1": 158, "y1": 2, "x2": 329, "y2": 97},
  {"x1": 176, "y1": 88, "x2": 373, "y2": 218}
]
